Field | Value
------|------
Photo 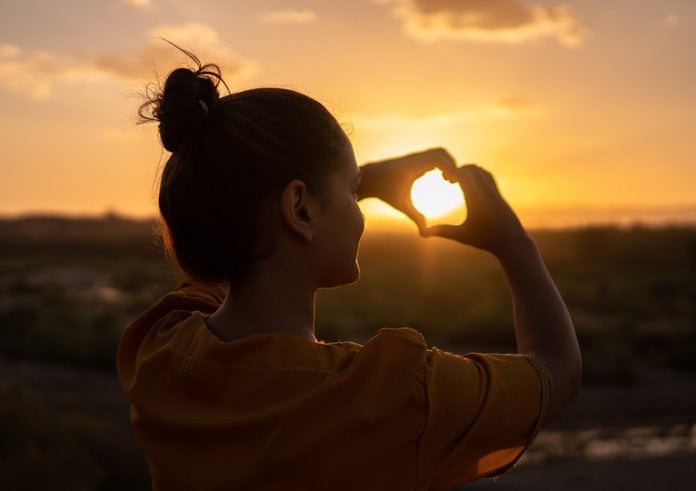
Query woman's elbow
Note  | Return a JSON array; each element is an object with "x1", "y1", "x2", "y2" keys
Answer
[{"x1": 543, "y1": 353, "x2": 583, "y2": 425}]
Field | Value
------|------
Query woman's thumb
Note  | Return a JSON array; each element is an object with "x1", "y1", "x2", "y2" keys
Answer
[{"x1": 421, "y1": 224, "x2": 460, "y2": 240}]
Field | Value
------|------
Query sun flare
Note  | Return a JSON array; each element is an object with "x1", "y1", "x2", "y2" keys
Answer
[{"x1": 410, "y1": 170, "x2": 465, "y2": 221}]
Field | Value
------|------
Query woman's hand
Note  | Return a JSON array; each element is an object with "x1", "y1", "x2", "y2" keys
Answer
[
  {"x1": 423, "y1": 165, "x2": 530, "y2": 255},
  {"x1": 358, "y1": 148, "x2": 457, "y2": 231},
  {"x1": 429, "y1": 165, "x2": 582, "y2": 427}
]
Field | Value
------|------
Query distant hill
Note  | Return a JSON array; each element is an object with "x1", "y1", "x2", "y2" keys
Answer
[{"x1": 0, "y1": 214, "x2": 158, "y2": 243}]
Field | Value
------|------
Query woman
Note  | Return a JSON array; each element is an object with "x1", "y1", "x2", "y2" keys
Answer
[{"x1": 118, "y1": 53, "x2": 581, "y2": 490}]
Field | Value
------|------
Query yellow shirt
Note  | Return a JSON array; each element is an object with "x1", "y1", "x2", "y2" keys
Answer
[{"x1": 117, "y1": 282, "x2": 550, "y2": 491}]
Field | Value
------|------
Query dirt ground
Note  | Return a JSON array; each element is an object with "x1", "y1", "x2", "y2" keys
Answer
[
  {"x1": 463, "y1": 366, "x2": 696, "y2": 490},
  {"x1": 466, "y1": 454, "x2": 696, "y2": 491}
]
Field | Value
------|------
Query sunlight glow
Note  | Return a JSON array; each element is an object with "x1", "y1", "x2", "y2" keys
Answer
[{"x1": 410, "y1": 170, "x2": 465, "y2": 219}]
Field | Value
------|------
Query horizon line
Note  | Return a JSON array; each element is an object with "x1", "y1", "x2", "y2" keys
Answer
[{"x1": 2, "y1": 204, "x2": 696, "y2": 231}]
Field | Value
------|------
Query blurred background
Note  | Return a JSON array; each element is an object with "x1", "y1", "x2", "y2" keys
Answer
[{"x1": 1, "y1": 1, "x2": 695, "y2": 489}]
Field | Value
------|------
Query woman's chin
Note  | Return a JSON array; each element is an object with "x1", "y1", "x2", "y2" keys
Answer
[
  {"x1": 320, "y1": 263, "x2": 360, "y2": 288},
  {"x1": 345, "y1": 263, "x2": 361, "y2": 284}
]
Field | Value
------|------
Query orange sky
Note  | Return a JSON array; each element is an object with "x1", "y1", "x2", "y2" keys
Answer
[{"x1": 1, "y1": 0, "x2": 695, "y2": 228}]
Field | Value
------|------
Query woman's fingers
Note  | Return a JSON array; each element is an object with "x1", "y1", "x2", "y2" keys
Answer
[
  {"x1": 431, "y1": 147, "x2": 457, "y2": 173},
  {"x1": 404, "y1": 207, "x2": 426, "y2": 231},
  {"x1": 361, "y1": 147, "x2": 458, "y2": 230},
  {"x1": 407, "y1": 147, "x2": 457, "y2": 177},
  {"x1": 450, "y1": 164, "x2": 486, "y2": 207},
  {"x1": 421, "y1": 223, "x2": 460, "y2": 240},
  {"x1": 422, "y1": 164, "x2": 528, "y2": 251}
]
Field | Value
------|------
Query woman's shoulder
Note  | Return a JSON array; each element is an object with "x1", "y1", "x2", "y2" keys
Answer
[
  {"x1": 344, "y1": 327, "x2": 429, "y2": 370},
  {"x1": 368, "y1": 327, "x2": 427, "y2": 347},
  {"x1": 128, "y1": 280, "x2": 225, "y2": 330},
  {"x1": 166, "y1": 280, "x2": 227, "y2": 310}
]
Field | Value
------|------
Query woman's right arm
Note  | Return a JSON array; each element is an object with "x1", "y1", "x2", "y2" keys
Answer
[
  {"x1": 425, "y1": 165, "x2": 582, "y2": 425},
  {"x1": 494, "y1": 236, "x2": 582, "y2": 424}
]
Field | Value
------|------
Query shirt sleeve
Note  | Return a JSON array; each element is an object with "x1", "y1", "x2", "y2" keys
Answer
[
  {"x1": 117, "y1": 280, "x2": 226, "y2": 386},
  {"x1": 171, "y1": 279, "x2": 227, "y2": 311},
  {"x1": 416, "y1": 349, "x2": 551, "y2": 490}
]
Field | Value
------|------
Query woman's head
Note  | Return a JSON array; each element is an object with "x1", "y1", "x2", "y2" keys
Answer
[{"x1": 141, "y1": 51, "x2": 352, "y2": 284}]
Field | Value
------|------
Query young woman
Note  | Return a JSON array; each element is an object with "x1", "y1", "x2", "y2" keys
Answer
[{"x1": 118, "y1": 54, "x2": 581, "y2": 490}]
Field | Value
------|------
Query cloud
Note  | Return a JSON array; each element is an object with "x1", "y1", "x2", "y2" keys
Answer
[
  {"x1": 91, "y1": 23, "x2": 258, "y2": 82},
  {"x1": 496, "y1": 96, "x2": 532, "y2": 110},
  {"x1": 0, "y1": 44, "x2": 21, "y2": 57},
  {"x1": 258, "y1": 9, "x2": 319, "y2": 25},
  {"x1": 122, "y1": 0, "x2": 153, "y2": 9},
  {"x1": 353, "y1": 111, "x2": 478, "y2": 131},
  {"x1": 662, "y1": 14, "x2": 680, "y2": 28},
  {"x1": 352, "y1": 103, "x2": 529, "y2": 131},
  {"x1": 0, "y1": 44, "x2": 103, "y2": 99},
  {"x1": 0, "y1": 24, "x2": 258, "y2": 99},
  {"x1": 378, "y1": 0, "x2": 588, "y2": 47}
]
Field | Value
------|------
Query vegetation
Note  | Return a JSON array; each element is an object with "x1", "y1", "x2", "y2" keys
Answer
[
  {"x1": 0, "y1": 215, "x2": 694, "y2": 487},
  {"x1": 0, "y1": 374, "x2": 149, "y2": 490},
  {"x1": 319, "y1": 225, "x2": 696, "y2": 381},
  {"x1": 1, "y1": 215, "x2": 694, "y2": 377}
]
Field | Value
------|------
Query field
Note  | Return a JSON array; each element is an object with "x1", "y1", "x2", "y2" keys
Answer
[{"x1": 1, "y1": 215, "x2": 695, "y2": 489}]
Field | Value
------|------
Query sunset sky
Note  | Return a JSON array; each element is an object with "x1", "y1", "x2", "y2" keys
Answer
[{"x1": 1, "y1": 0, "x2": 694, "y2": 228}]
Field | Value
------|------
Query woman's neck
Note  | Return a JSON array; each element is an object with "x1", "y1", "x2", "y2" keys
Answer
[{"x1": 206, "y1": 264, "x2": 318, "y2": 343}]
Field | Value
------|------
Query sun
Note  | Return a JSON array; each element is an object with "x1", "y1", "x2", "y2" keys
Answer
[{"x1": 410, "y1": 169, "x2": 465, "y2": 221}]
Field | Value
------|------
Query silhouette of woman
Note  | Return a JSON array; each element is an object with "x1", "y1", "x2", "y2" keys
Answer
[{"x1": 118, "y1": 50, "x2": 581, "y2": 490}]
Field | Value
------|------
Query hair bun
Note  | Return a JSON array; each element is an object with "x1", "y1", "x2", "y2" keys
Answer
[
  {"x1": 155, "y1": 68, "x2": 220, "y2": 152},
  {"x1": 138, "y1": 45, "x2": 226, "y2": 152}
]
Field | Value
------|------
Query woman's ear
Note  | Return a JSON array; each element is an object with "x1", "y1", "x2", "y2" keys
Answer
[{"x1": 280, "y1": 179, "x2": 316, "y2": 242}]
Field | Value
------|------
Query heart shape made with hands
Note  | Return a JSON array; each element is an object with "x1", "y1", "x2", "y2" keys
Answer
[{"x1": 410, "y1": 169, "x2": 467, "y2": 226}]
